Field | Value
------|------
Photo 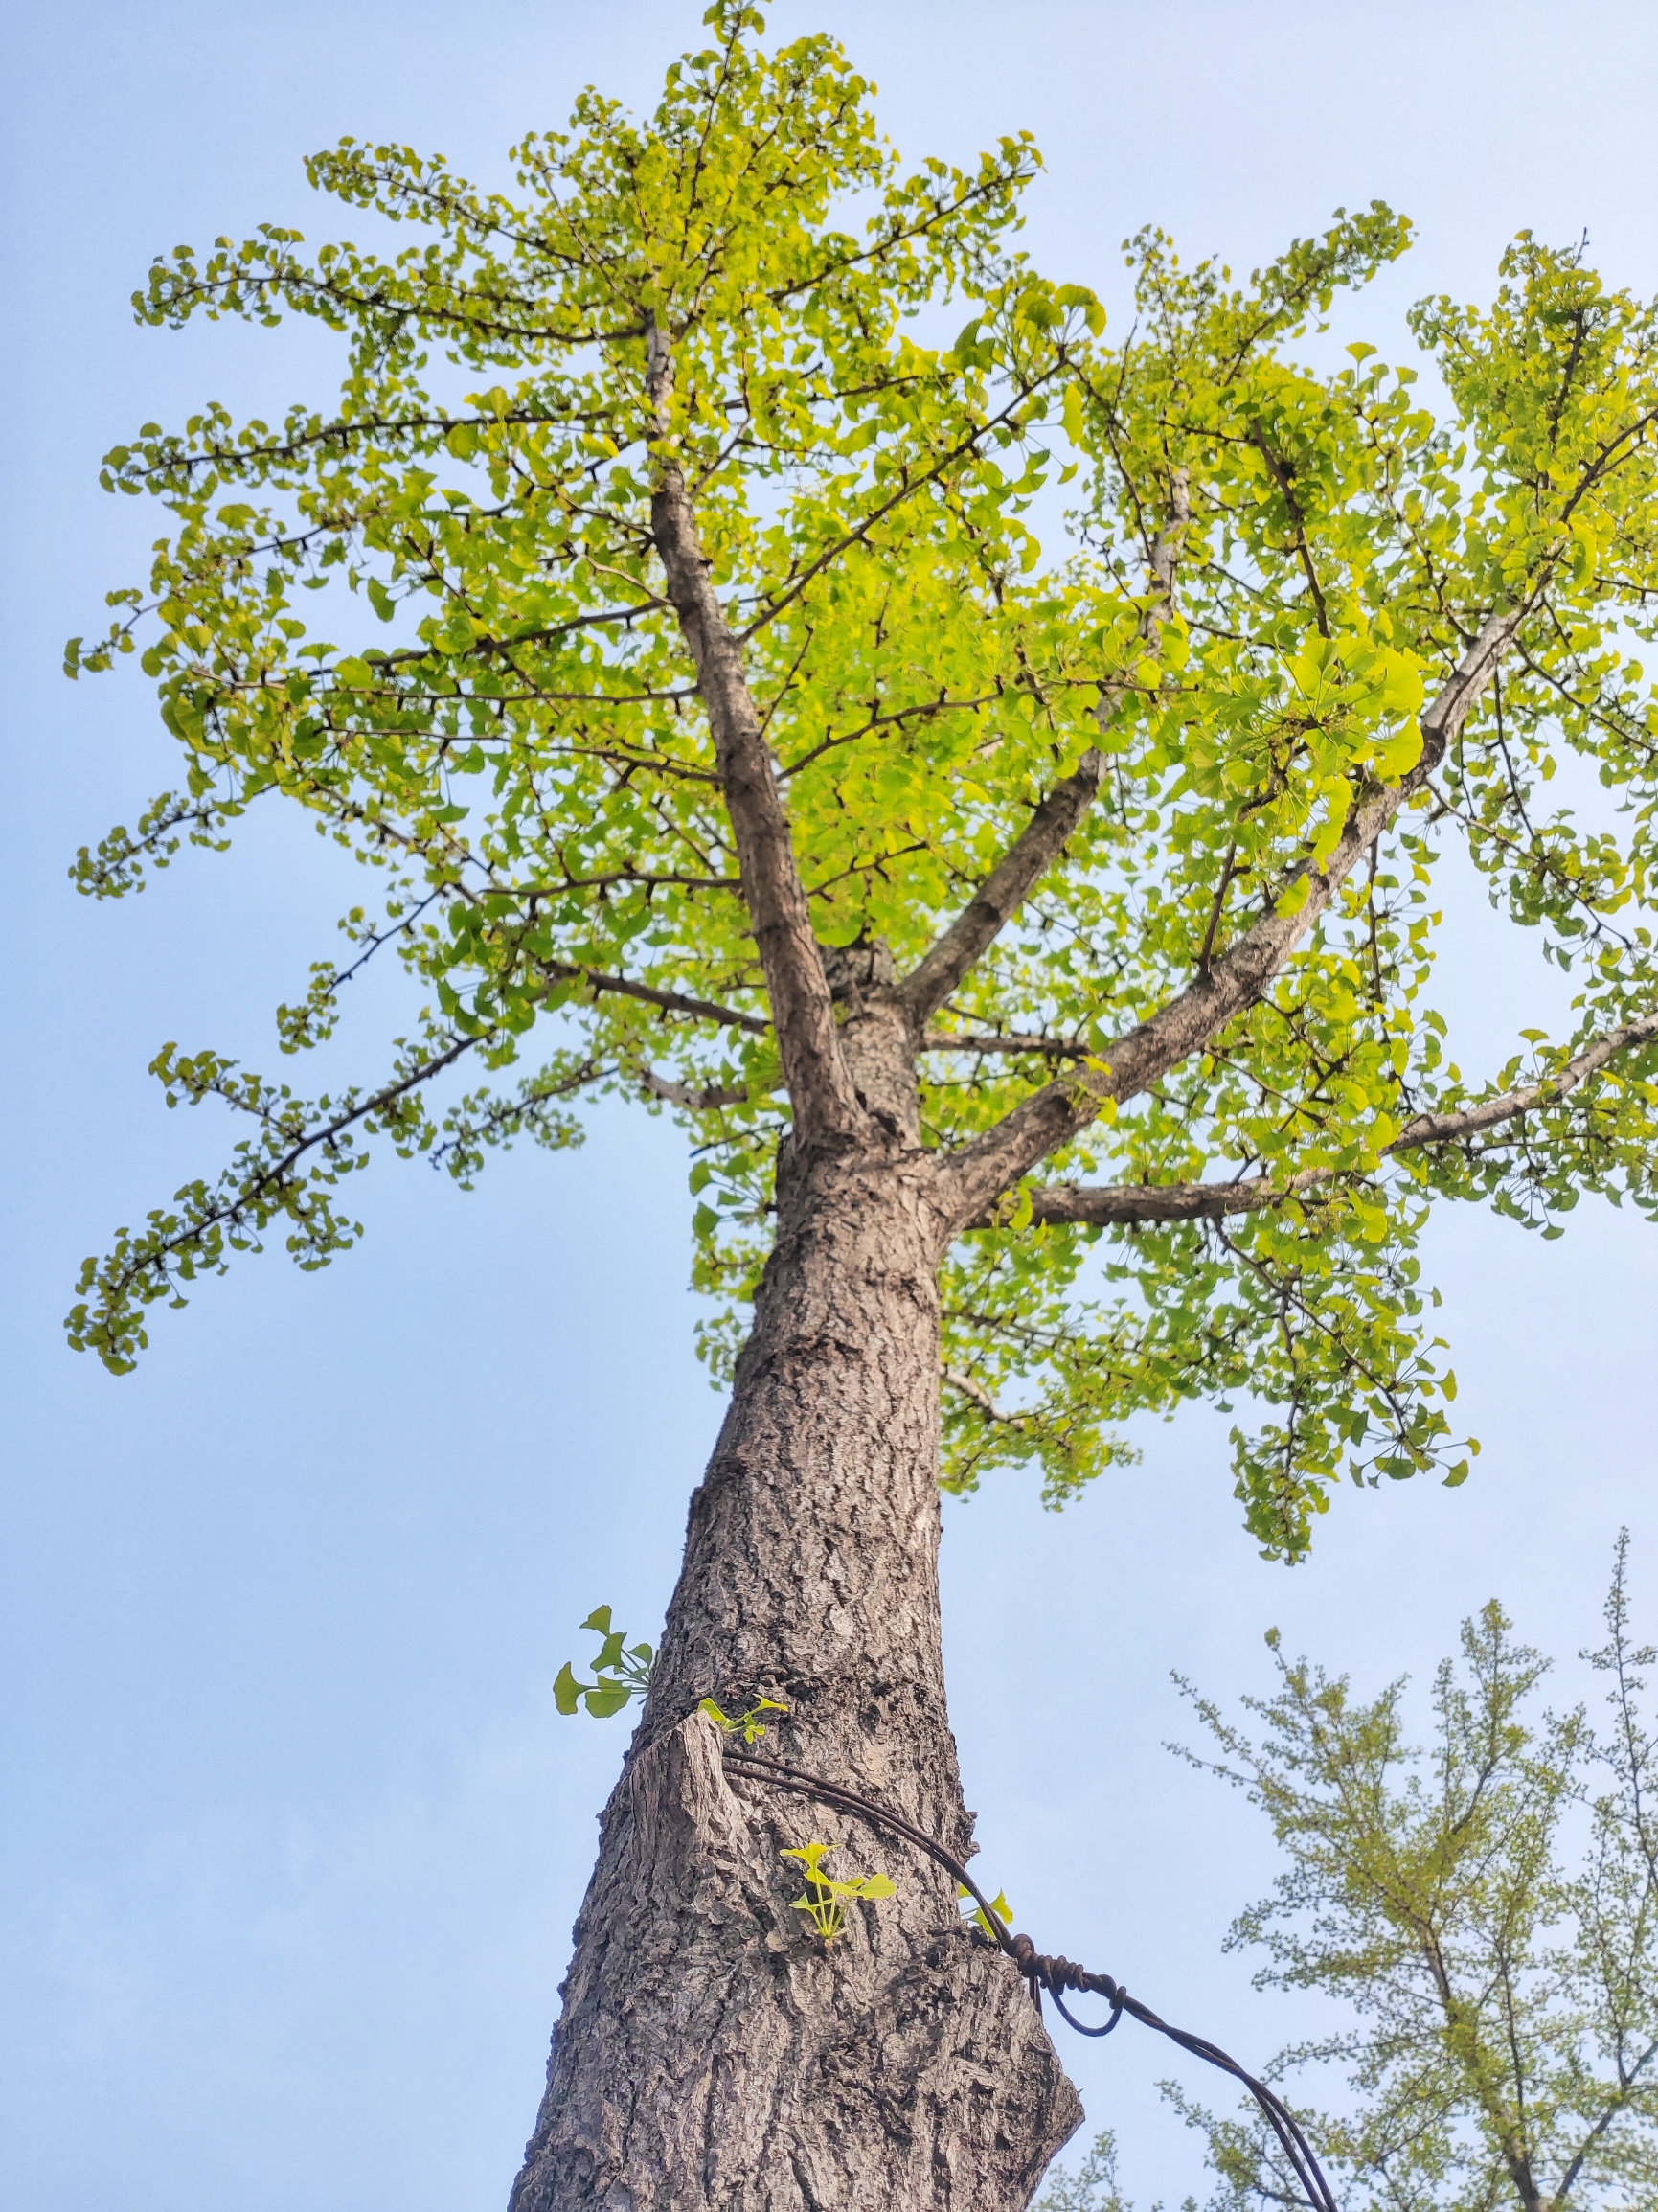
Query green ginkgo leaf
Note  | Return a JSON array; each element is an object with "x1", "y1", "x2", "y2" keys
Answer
[
  {"x1": 959, "y1": 1883, "x2": 1012, "y2": 1939},
  {"x1": 555, "y1": 1608, "x2": 655, "y2": 1719}
]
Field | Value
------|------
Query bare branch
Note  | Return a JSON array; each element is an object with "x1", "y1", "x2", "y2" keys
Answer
[
  {"x1": 936, "y1": 607, "x2": 1530, "y2": 1231},
  {"x1": 120, "y1": 402, "x2": 624, "y2": 486},
  {"x1": 1195, "y1": 838, "x2": 1240, "y2": 978},
  {"x1": 734, "y1": 370, "x2": 1063, "y2": 647},
  {"x1": 764, "y1": 150, "x2": 1037, "y2": 312},
  {"x1": 1247, "y1": 424, "x2": 1331, "y2": 637},
  {"x1": 647, "y1": 319, "x2": 859, "y2": 1145},
  {"x1": 78, "y1": 1027, "x2": 488, "y2": 1334},
  {"x1": 942, "y1": 1366, "x2": 1028, "y2": 1426},
  {"x1": 778, "y1": 690, "x2": 999, "y2": 780},
  {"x1": 969, "y1": 1002, "x2": 1658, "y2": 1231},
  {"x1": 1091, "y1": 467, "x2": 1190, "y2": 739},
  {"x1": 464, "y1": 602, "x2": 671, "y2": 659},
  {"x1": 637, "y1": 1068, "x2": 751, "y2": 1111},
  {"x1": 544, "y1": 959, "x2": 769, "y2": 1036},
  {"x1": 519, "y1": 871, "x2": 742, "y2": 897}
]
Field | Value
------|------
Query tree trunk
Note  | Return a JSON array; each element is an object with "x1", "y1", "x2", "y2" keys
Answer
[{"x1": 508, "y1": 1122, "x2": 1082, "y2": 2208}]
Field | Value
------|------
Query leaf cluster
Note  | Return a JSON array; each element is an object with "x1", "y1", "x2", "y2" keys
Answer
[
  {"x1": 554, "y1": 1604, "x2": 656, "y2": 1717},
  {"x1": 781, "y1": 1838, "x2": 897, "y2": 1944},
  {"x1": 698, "y1": 1693, "x2": 789, "y2": 1744}
]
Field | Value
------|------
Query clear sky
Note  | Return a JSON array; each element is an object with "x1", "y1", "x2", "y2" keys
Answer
[{"x1": 4, "y1": 4, "x2": 1656, "y2": 2207}]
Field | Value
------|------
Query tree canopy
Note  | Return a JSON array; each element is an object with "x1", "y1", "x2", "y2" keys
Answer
[{"x1": 65, "y1": 0, "x2": 1658, "y2": 1556}]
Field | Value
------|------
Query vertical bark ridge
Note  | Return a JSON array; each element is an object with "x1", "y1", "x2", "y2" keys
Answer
[{"x1": 509, "y1": 1151, "x2": 1082, "y2": 2209}]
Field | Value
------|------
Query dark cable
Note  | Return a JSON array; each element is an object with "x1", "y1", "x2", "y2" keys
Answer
[{"x1": 722, "y1": 1746, "x2": 1337, "y2": 2212}]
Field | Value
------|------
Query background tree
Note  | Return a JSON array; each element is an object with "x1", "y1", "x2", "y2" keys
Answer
[
  {"x1": 1128, "y1": 1537, "x2": 1658, "y2": 2212},
  {"x1": 61, "y1": 1, "x2": 1658, "y2": 2203},
  {"x1": 1036, "y1": 2130, "x2": 1139, "y2": 2212}
]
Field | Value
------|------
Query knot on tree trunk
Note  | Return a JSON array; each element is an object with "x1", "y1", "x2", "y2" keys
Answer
[
  {"x1": 818, "y1": 937, "x2": 897, "y2": 1006},
  {"x1": 626, "y1": 1707, "x2": 754, "y2": 1907}
]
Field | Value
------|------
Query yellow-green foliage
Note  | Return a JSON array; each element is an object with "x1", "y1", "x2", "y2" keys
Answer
[
  {"x1": 698, "y1": 1695, "x2": 788, "y2": 1745},
  {"x1": 554, "y1": 1606, "x2": 655, "y2": 1718},
  {"x1": 783, "y1": 1841, "x2": 897, "y2": 1945},
  {"x1": 63, "y1": 1, "x2": 1658, "y2": 1557}
]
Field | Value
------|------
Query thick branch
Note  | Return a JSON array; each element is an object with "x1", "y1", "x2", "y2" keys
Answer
[
  {"x1": 923, "y1": 1031, "x2": 1089, "y2": 1058},
  {"x1": 646, "y1": 320, "x2": 858, "y2": 1146},
  {"x1": 1387, "y1": 1005, "x2": 1658, "y2": 1145},
  {"x1": 1008, "y1": 1174, "x2": 1323, "y2": 1228},
  {"x1": 896, "y1": 474, "x2": 1191, "y2": 1036},
  {"x1": 938, "y1": 607, "x2": 1526, "y2": 1231},
  {"x1": 1555, "y1": 2038, "x2": 1658, "y2": 2206},
  {"x1": 893, "y1": 750, "x2": 1103, "y2": 1029},
  {"x1": 973, "y1": 1003, "x2": 1658, "y2": 1230},
  {"x1": 637, "y1": 1068, "x2": 751, "y2": 1111}
]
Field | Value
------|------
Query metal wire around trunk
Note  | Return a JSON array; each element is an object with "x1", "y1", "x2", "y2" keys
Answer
[{"x1": 722, "y1": 1746, "x2": 1338, "y2": 2212}]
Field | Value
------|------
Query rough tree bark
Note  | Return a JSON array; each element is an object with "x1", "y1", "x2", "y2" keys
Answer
[
  {"x1": 509, "y1": 1133, "x2": 1081, "y2": 2208},
  {"x1": 505, "y1": 330, "x2": 1530, "y2": 2212}
]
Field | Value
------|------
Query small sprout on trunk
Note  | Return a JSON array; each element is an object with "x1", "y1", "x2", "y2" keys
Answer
[
  {"x1": 960, "y1": 1882, "x2": 1013, "y2": 1940},
  {"x1": 554, "y1": 1606, "x2": 655, "y2": 1718},
  {"x1": 783, "y1": 1841, "x2": 897, "y2": 1945},
  {"x1": 698, "y1": 1693, "x2": 788, "y2": 1744}
]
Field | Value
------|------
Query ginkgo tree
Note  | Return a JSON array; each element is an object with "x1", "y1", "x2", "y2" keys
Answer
[{"x1": 63, "y1": 4, "x2": 1658, "y2": 2205}]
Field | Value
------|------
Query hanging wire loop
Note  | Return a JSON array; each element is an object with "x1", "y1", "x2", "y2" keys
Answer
[{"x1": 721, "y1": 1745, "x2": 1338, "y2": 2212}]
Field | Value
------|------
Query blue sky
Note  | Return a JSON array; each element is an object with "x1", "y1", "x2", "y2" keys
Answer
[{"x1": 4, "y1": 4, "x2": 1657, "y2": 2206}]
